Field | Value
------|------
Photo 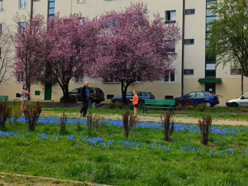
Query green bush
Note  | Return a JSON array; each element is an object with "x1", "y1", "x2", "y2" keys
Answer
[
  {"x1": 185, "y1": 105, "x2": 194, "y2": 110},
  {"x1": 108, "y1": 102, "x2": 116, "y2": 109},
  {"x1": 176, "y1": 105, "x2": 183, "y2": 111},
  {"x1": 197, "y1": 103, "x2": 206, "y2": 112},
  {"x1": 116, "y1": 102, "x2": 124, "y2": 109},
  {"x1": 240, "y1": 108, "x2": 248, "y2": 112},
  {"x1": 229, "y1": 108, "x2": 234, "y2": 112}
]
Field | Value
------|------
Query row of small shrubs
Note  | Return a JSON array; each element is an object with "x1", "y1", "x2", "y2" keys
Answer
[
  {"x1": 0, "y1": 101, "x2": 42, "y2": 130},
  {"x1": 108, "y1": 102, "x2": 133, "y2": 110},
  {"x1": 175, "y1": 103, "x2": 206, "y2": 112}
]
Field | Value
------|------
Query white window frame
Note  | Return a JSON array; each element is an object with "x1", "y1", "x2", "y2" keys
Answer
[
  {"x1": 78, "y1": 0, "x2": 86, "y2": 3},
  {"x1": 0, "y1": 0, "x2": 3, "y2": 11},
  {"x1": 164, "y1": 72, "x2": 175, "y2": 83},
  {"x1": 230, "y1": 69, "x2": 241, "y2": 75},
  {"x1": 20, "y1": 0, "x2": 27, "y2": 9}
]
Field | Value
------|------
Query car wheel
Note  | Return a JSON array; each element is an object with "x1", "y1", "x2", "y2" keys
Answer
[
  {"x1": 205, "y1": 101, "x2": 212, "y2": 107},
  {"x1": 115, "y1": 99, "x2": 120, "y2": 103},
  {"x1": 231, "y1": 102, "x2": 239, "y2": 107},
  {"x1": 139, "y1": 100, "x2": 144, "y2": 106}
]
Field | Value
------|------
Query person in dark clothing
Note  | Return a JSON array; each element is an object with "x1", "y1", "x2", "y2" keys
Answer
[{"x1": 80, "y1": 81, "x2": 90, "y2": 117}]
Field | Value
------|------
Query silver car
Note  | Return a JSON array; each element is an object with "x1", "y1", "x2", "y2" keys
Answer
[{"x1": 226, "y1": 92, "x2": 248, "y2": 107}]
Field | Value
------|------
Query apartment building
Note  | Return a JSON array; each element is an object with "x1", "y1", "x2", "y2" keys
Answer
[{"x1": 0, "y1": 0, "x2": 247, "y2": 106}]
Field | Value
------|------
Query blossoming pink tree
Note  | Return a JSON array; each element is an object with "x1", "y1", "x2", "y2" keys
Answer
[
  {"x1": 90, "y1": 2, "x2": 181, "y2": 104},
  {"x1": 39, "y1": 13, "x2": 98, "y2": 102},
  {"x1": 14, "y1": 14, "x2": 47, "y2": 94}
]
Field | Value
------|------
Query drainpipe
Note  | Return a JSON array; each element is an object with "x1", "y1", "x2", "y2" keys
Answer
[
  {"x1": 181, "y1": 0, "x2": 185, "y2": 97},
  {"x1": 31, "y1": 0, "x2": 34, "y2": 20}
]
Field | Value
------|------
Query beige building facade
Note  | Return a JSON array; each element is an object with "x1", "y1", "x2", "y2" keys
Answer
[{"x1": 0, "y1": 0, "x2": 247, "y2": 106}]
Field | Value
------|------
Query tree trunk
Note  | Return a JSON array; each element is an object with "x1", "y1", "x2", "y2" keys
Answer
[
  {"x1": 121, "y1": 81, "x2": 129, "y2": 104},
  {"x1": 57, "y1": 78, "x2": 71, "y2": 103}
]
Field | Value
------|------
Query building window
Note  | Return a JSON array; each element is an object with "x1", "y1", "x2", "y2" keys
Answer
[
  {"x1": 184, "y1": 39, "x2": 194, "y2": 45},
  {"x1": 75, "y1": 76, "x2": 84, "y2": 83},
  {"x1": 184, "y1": 69, "x2": 194, "y2": 75},
  {"x1": 165, "y1": 40, "x2": 175, "y2": 52},
  {"x1": 20, "y1": 0, "x2": 26, "y2": 9},
  {"x1": 164, "y1": 71, "x2": 175, "y2": 82},
  {"x1": 16, "y1": 72, "x2": 24, "y2": 83},
  {"x1": 0, "y1": 47, "x2": 1, "y2": 59},
  {"x1": 206, "y1": 70, "x2": 216, "y2": 77},
  {"x1": 230, "y1": 69, "x2": 241, "y2": 75},
  {"x1": 206, "y1": 63, "x2": 216, "y2": 70},
  {"x1": 78, "y1": 0, "x2": 86, "y2": 3},
  {"x1": 0, "y1": 24, "x2": 2, "y2": 34},
  {"x1": 80, "y1": 17, "x2": 85, "y2": 25},
  {"x1": 18, "y1": 22, "x2": 26, "y2": 31},
  {"x1": 0, "y1": 0, "x2": 3, "y2": 11},
  {"x1": 165, "y1": 10, "x2": 176, "y2": 24},
  {"x1": 185, "y1": 9, "x2": 195, "y2": 15},
  {"x1": 103, "y1": 76, "x2": 120, "y2": 83},
  {"x1": 48, "y1": 0, "x2": 55, "y2": 16}
]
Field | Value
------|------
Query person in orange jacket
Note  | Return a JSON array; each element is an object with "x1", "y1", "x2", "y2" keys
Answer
[{"x1": 130, "y1": 90, "x2": 139, "y2": 117}]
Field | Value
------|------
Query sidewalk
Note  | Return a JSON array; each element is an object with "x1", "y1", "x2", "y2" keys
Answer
[{"x1": 41, "y1": 111, "x2": 248, "y2": 126}]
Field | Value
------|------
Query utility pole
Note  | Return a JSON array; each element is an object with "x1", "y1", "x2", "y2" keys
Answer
[{"x1": 241, "y1": 0, "x2": 244, "y2": 95}]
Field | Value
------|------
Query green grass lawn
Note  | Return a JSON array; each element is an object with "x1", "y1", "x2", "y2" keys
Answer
[
  {"x1": 6, "y1": 101, "x2": 248, "y2": 120},
  {"x1": 1, "y1": 119, "x2": 248, "y2": 185}
]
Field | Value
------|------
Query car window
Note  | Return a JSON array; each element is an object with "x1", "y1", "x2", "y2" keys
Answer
[
  {"x1": 126, "y1": 92, "x2": 133, "y2": 96},
  {"x1": 95, "y1": 88, "x2": 103, "y2": 93},
  {"x1": 139, "y1": 92, "x2": 147, "y2": 96},
  {"x1": 196, "y1": 92, "x2": 205, "y2": 97},
  {"x1": 70, "y1": 89, "x2": 78, "y2": 94},
  {"x1": 185, "y1": 92, "x2": 195, "y2": 97},
  {"x1": 243, "y1": 93, "x2": 248, "y2": 99}
]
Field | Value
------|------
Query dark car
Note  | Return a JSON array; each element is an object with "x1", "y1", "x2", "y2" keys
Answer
[
  {"x1": 60, "y1": 87, "x2": 105, "y2": 103},
  {"x1": 111, "y1": 91, "x2": 155, "y2": 105},
  {"x1": 177, "y1": 91, "x2": 219, "y2": 107}
]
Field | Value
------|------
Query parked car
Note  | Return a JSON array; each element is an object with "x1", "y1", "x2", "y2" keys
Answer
[
  {"x1": 60, "y1": 87, "x2": 105, "y2": 103},
  {"x1": 226, "y1": 92, "x2": 248, "y2": 107},
  {"x1": 111, "y1": 91, "x2": 155, "y2": 105},
  {"x1": 177, "y1": 91, "x2": 219, "y2": 107}
]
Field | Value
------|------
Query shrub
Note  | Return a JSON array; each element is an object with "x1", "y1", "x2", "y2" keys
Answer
[
  {"x1": 108, "y1": 102, "x2": 116, "y2": 109},
  {"x1": 87, "y1": 111, "x2": 106, "y2": 132},
  {"x1": 184, "y1": 98, "x2": 197, "y2": 106},
  {"x1": 185, "y1": 105, "x2": 194, "y2": 110},
  {"x1": 129, "y1": 103, "x2": 134, "y2": 110},
  {"x1": 174, "y1": 98, "x2": 182, "y2": 106},
  {"x1": 24, "y1": 101, "x2": 42, "y2": 131},
  {"x1": 176, "y1": 105, "x2": 183, "y2": 111},
  {"x1": 160, "y1": 111, "x2": 175, "y2": 141},
  {"x1": 198, "y1": 115, "x2": 212, "y2": 145},
  {"x1": 0, "y1": 102, "x2": 12, "y2": 128},
  {"x1": 116, "y1": 102, "x2": 124, "y2": 109},
  {"x1": 197, "y1": 103, "x2": 206, "y2": 112},
  {"x1": 229, "y1": 108, "x2": 234, "y2": 112},
  {"x1": 122, "y1": 110, "x2": 138, "y2": 138},
  {"x1": 60, "y1": 112, "x2": 67, "y2": 132},
  {"x1": 240, "y1": 108, "x2": 248, "y2": 112}
]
